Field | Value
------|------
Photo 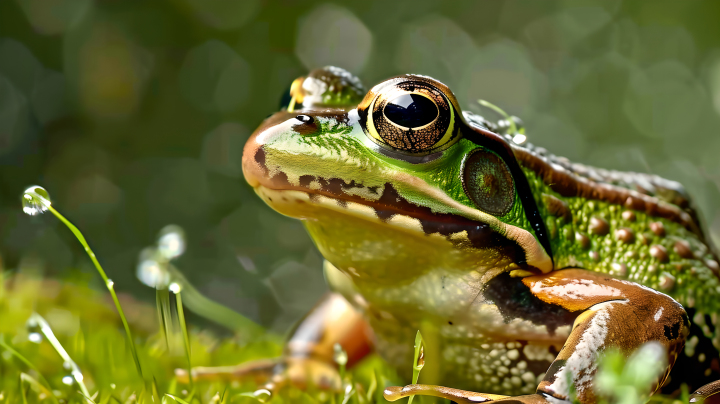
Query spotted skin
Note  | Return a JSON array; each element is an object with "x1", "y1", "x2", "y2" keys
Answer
[
  {"x1": 514, "y1": 134, "x2": 720, "y2": 396},
  {"x1": 233, "y1": 67, "x2": 720, "y2": 403}
]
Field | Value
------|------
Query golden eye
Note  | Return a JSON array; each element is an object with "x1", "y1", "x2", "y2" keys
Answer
[
  {"x1": 358, "y1": 76, "x2": 460, "y2": 155},
  {"x1": 462, "y1": 149, "x2": 515, "y2": 216}
]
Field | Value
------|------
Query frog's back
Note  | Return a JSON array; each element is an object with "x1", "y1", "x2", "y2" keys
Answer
[
  {"x1": 499, "y1": 126, "x2": 720, "y2": 390},
  {"x1": 465, "y1": 111, "x2": 720, "y2": 307}
]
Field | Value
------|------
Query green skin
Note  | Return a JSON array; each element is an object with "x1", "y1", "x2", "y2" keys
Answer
[{"x1": 241, "y1": 67, "x2": 720, "y2": 400}]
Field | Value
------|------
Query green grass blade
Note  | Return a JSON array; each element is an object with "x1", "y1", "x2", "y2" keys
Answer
[
  {"x1": 156, "y1": 288, "x2": 170, "y2": 351},
  {"x1": 152, "y1": 377, "x2": 162, "y2": 404},
  {"x1": 23, "y1": 189, "x2": 143, "y2": 380},
  {"x1": 0, "y1": 335, "x2": 59, "y2": 404},
  {"x1": 170, "y1": 284, "x2": 193, "y2": 390},
  {"x1": 19, "y1": 375, "x2": 28, "y2": 404},
  {"x1": 19, "y1": 373, "x2": 53, "y2": 401},
  {"x1": 366, "y1": 371, "x2": 376, "y2": 403},
  {"x1": 407, "y1": 331, "x2": 424, "y2": 404},
  {"x1": 77, "y1": 390, "x2": 99, "y2": 404},
  {"x1": 29, "y1": 313, "x2": 91, "y2": 400},
  {"x1": 157, "y1": 288, "x2": 174, "y2": 353},
  {"x1": 164, "y1": 394, "x2": 191, "y2": 404},
  {"x1": 98, "y1": 390, "x2": 114, "y2": 404},
  {"x1": 220, "y1": 387, "x2": 228, "y2": 404}
]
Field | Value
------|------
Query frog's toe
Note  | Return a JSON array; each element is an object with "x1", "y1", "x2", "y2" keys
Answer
[
  {"x1": 175, "y1": 358, "x2": 280, "y2": 385},
  {"x1": 383, "y1": 384, "x2": 515, "y2": 404},
  {"x1": 175, "y1": 357, "x2": 340, "y2": 391},
  {"x1": 383, "y1": 384, "x2": 568, "y2": 404},
  {"x1": 690, "y1": 380, "x2": 720, "y2": 404}
]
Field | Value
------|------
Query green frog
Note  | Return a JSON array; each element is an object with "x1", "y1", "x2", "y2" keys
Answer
[{"x1": 214, "y1": 67, "x2": 720, "y2": 403}]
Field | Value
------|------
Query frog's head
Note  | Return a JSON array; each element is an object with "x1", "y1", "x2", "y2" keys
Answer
[{"x1": 243, "y1": 67, "x2": 553, "y2": 283}]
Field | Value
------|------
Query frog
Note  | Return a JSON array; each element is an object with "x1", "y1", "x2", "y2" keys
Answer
[{"x1": 206, "y1": 66, "x2": 720, "y2": 403}]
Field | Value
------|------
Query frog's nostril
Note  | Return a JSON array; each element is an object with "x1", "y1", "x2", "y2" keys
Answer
[
  {"x1": 293, "y1": 115, "x2": 319, "y2": 136},
  {"x1": 296, "y1": 115, "x2": 314, "y2": 124}
]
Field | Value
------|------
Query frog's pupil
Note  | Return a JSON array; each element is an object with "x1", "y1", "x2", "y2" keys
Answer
[
  {"x1": 296, "y1": 115, "x2": 314, "y2": 123},
  {"x1": 384, "y1": 94, "x2": 438, "y2": 128}
]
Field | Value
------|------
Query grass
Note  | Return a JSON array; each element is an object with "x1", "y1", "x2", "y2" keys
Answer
[
  {"x1": 14, "y1": 186, "x2": 400, "y2": 404},
  {"x1": 14, "y1": 186, "x2": 692, "y2": 404},
  {"x1": 0, "y1": 255, "x2": 405, "y2": 404}
]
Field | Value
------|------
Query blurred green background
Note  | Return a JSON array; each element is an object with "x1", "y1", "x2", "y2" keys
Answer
[{"x1": 2, "y1": 0, "x2": 720, "y2": 334}]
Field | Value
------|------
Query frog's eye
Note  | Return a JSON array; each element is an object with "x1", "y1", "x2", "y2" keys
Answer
[
  {"x1": 462, "y1": 149, "x2": 515, "y2": 216},
  {"x1": 358, "y1": 77, "x2": 459, "y2": 155},
  {"x1": 281, "y1": 67, "x2": 365, "y2": 111}
]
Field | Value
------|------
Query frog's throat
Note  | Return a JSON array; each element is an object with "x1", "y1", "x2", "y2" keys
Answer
[{"x1": 249, "y1": 167, "x2": 553, "y2": 274}]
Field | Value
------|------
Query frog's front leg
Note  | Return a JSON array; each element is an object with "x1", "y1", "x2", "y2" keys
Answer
[
  {"x1": 177, "y1": 292, "x2": 374, "y2": 389},
  {"x1": 385, "y1": 269, "x2": 689, "y2": 404}
]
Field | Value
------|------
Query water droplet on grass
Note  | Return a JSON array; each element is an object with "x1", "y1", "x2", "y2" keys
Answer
[
  {"x1": 333, "y1": 343, "x2": 348, "y2": 367},
  {"x1": 169, "y1": 282, "x2": 182, "y2": 294},
  {"x1": 136, "y1": 253, "x2": 169, "y2": 289},
  {"x1": 62, "y1": 375, "x2": 74, "y2": 385},
  {"x1": 22, "y1": 185, "x2": 52, "y2": 215},
  {"x1": 106, "y1": 279, "x2": 114, "y2": 288},
  {"x1": 157, "y1": 225, "x2": 186, "y2": 260},
  {"x1": 26, "y1": 318, "x2": 42, "y2": 343},
  {"x1": 252, "y1": 389, "x2": 271, "y2": 403}
]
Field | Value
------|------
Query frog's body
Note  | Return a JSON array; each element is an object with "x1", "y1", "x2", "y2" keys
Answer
[{"x1": 238, "y1": 67, "x2": 720, "y2": 403}]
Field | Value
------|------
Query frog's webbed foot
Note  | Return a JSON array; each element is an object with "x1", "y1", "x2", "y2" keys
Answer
[
  {"x1": 691, "y1": 380, "x2": 720, "y2": 404},
  {"x1": 175, "y1": 357, "x2": 341, "y2": 390},
  {"x1": 383, "y1": 384, "x2": 562, "y2": 404}
]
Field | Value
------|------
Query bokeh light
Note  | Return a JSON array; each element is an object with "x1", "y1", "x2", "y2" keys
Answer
[
  {"x1": 179, "y1": 40, "x2": 251, "y2": 112},
  {"x1": 181, "y1": 0, "x2": 260, "y2": 31},
  {"x1": 15, "y1": 0, "x2": 90, "y2": 36},
  {"x1": 295, "y1": 4, "x2": 372, "y2": 74}
]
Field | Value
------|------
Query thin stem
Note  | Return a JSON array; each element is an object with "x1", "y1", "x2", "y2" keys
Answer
[
  {"x1": 30, "y1": 313, "x2": 91, "y2": 400},
  {"x1": 478, "y1": 99, "x2": 518, "y2": 134},
  {"x1": 408, "y1": 331, "x2": 425, "y2": 404},
  {"x1": 157, "y1": 288, "x2": 173, "y2": 352},
  {"x1": 166, "y1": 264, "x2": 263, "y2": 338},
  {"x1": 173, "y1": 288, "x2": 193, "y2": 389},
  {"x1": 39, "y1": 201, "x2": 143, "y2": 379}
]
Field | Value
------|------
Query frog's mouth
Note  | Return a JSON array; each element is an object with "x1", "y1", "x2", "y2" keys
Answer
[
  {"x1": 245, "y1": 149, "x2": 554, "y2": 276},
  {"x1": 250, "y1": 154, "x2": 514, "y2": 252}
]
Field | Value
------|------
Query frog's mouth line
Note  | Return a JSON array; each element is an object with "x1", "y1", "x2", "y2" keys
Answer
[
  {"x1": 248, "y1": 151, "x2": 530, "y2": 268},
  {"x1": 256, "y1": 182, "x2": 523, "y2": 254}
]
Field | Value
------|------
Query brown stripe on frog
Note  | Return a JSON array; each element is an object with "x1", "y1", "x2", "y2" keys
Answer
[
  {"x1": 512, "y1": 146, "x2": 703, "y2": 238},
  {"x1": 254, "y1": 147, "x2": 530, "y2": 266}
]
